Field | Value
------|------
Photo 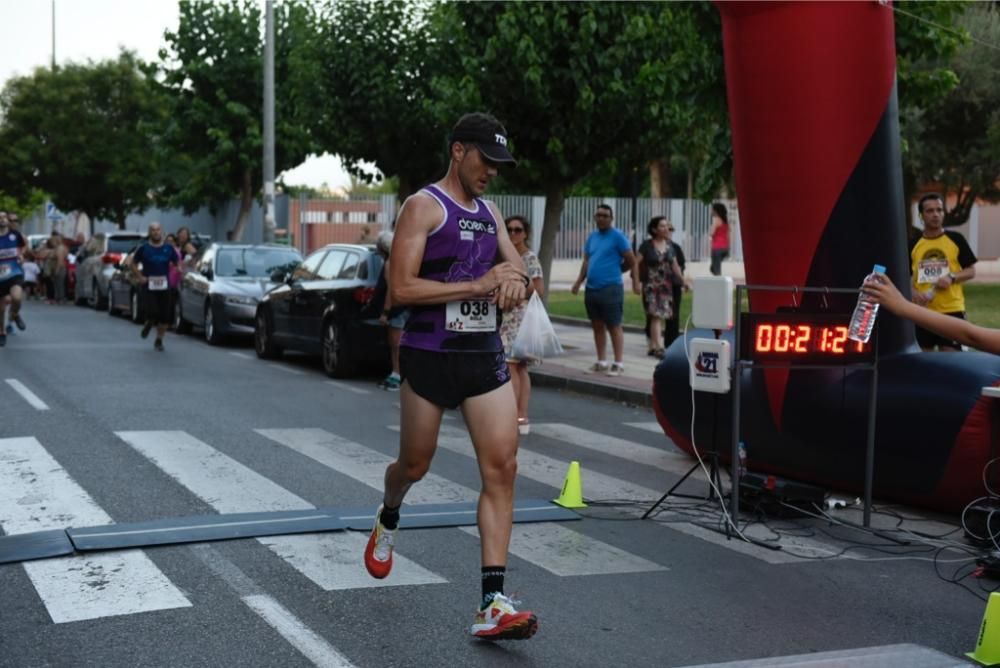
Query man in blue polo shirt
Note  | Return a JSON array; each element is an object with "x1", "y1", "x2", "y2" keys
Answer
[
  {"x1": 571, "y1": 204, "x2": 640, "y2": 376},
  {"x1": 128, "y1": 222, "x2": 178, "y2": 351}
]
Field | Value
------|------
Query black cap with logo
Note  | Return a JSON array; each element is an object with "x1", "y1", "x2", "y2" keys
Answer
[{"x1": 449, "y1": 112, "x2": 517, "y2": 166}]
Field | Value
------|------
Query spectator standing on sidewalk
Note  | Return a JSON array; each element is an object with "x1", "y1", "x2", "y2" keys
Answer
[
  {"x1": 708, "y1": 202, "x2": 730, "y2": 276},
  {"x1": 571, "y1": 204, "x2": 640, "y2": 376},
  {"x1": 45, "y1": 232, "x2": 68, "y2": 304},
  {"x1": 499, "y1": 215, "x2": 544, "y2": 434},
  {"x1": 664, "y1": 221, "x2": 687, "y2": 348},
  {"x1": 373, "y1": 230, "x2": 408, "y2": 391},
  {"x1": 638, "y1": 216, "x2": 683, "y2": 358}
]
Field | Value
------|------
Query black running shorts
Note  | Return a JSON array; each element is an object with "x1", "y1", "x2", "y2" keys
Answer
[
  {"x1": 143, "y1": 286, "x2": 173, "y2": 325},
  {"x1": 399, "y1": 347, "x2": 510, "y2": 410},
  {"x1": 0, "y1": 275, "x2": 24, "y2": 298}
]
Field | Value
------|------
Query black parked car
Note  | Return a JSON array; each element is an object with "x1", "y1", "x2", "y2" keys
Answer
[
  {"x1": 254, "y1": 243, "x2": 389, "y2": 378},
  {"x1": 176, "y1": 243, "x2": 303, "y2": 345}
]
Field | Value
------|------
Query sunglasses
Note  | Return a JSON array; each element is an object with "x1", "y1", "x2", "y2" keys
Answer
[{"x1": 507, "y1": 227, "x2": 525, "y2": 234}]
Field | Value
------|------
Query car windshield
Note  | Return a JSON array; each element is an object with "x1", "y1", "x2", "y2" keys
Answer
[
  {"x1": 108, "y1": 237, "x2": 142, "y2": 253},
  {"x1": 216, "y1": 248, "x2": 302, "y2": 278}
]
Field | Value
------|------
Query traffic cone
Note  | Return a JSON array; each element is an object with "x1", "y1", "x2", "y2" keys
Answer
[
  {"x1": 553, "y1": 461, "x2": 587, "y2": 509},
  {"x1": 968, "y1": 592, "x2": 1000, "y2": 666}
]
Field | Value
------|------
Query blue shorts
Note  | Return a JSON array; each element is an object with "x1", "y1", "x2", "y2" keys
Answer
[{"x1": 584, "y1": 284, "x2": 624, "y2": 327}]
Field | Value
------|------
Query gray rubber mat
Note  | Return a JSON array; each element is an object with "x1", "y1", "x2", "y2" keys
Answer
[
  {"x1": 68, "y1": 509, "x2": 346, "y2": 551},
  {"x1": 0, "y1": 529, "x2": 75, "y2": 564},
  {"x1": 679, "y1": 643, "x2": 971, "y2": 667},
  {"x1": 339, "y1": 498, "x2": 581, "y2": 531}
]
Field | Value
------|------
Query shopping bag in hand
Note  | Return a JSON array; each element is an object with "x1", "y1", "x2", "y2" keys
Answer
[{"x1": 511, "y1": 293, "x2": 564, "y2": 362}]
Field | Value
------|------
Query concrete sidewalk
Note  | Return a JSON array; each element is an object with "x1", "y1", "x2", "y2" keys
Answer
[{"x1": 528, "y1": 316, "x2": 663, "y2": 407}]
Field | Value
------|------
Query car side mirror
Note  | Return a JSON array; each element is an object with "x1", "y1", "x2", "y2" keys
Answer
[
  {"x1": 202, "y1": 268, "x2": 214, "y2": 281},
  {"x1": 270, "y1": 270, "x2": 285, "y2": 283}
]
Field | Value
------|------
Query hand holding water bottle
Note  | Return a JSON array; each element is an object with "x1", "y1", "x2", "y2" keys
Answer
[
  {"x1": 861, "y1": 271, "x2": 908, "y2": 314},
  {"x1": 848, "y1": 264, "x2": 886, "y2": 344}
]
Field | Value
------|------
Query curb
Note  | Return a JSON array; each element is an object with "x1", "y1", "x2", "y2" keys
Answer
[{"x1": 528, "y1": 366, "x2": 653, "y2": 408}]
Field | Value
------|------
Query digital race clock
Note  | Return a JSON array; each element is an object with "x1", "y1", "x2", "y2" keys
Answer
[{"x1": 739, "y1": 312, "x2": 875, "y2": 364}]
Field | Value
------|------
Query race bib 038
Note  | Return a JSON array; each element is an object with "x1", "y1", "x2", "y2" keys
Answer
[{"x1": 445, "y1": 299, "x2": 496, "y2": 332}]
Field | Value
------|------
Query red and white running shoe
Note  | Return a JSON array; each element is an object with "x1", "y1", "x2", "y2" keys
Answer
[
  {"x1": 470, "y1": 593, "x2": 538, "y2": 640},
  {"x1": 363, "y1": 505, "x2": 396, "y2": 579}
]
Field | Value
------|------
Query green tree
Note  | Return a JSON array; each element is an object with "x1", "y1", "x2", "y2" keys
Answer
[
  {"x1": 311, "y1": 0, "x2": 450, "y2": 202},
  {"x1": 157, "y1": 0, "x2": 318, "y2": 240},
  {"x1": 0, "y1": 189, "x2": 48, "y2": 222},
  {"x1": 905, "y1": 3, "x2": 999, "y2": 226},
  {"x1": 0, "y1": 52, "x2": 164, "y2": 228},
  {"x1": 427, "y1": 1, "x2": 714, "y2": 291}
]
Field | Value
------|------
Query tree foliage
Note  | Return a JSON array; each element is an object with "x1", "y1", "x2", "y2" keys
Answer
[
  {"x1": 310, "y1": 0, "x2": 450, "y2": 202},
  {"x1": 157, "y1": 0, "x2": 318, "y2": 239},
  {"x1": 424, "y1": 1, "x2": 716, "y2": 289},
  {"x1": 904, "y1": 3, "x2": 999, "y2": 226},
  {"x1": 0, "y1": 52, "x2": 163, "y2": 228}
]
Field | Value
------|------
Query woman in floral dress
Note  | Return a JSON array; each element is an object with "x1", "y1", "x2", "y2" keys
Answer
[
  {"x1": 638, "y1": 217, "x2": 683, "y2": 357},
  {"x1": 499, "y1": 216, "x2": 544, "y2": 435}
]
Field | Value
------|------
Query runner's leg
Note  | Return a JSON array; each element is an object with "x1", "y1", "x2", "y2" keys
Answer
[
  {"x1": 383, "y1": 381, "x2": 445, "y2": 507},
  {"x1": 462, "y1": 382, "x2": 519, "y2": 567}
]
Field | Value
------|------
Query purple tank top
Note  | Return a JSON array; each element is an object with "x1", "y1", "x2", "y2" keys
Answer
[{"x1": 400, "y1": 184, "x2": 502, "y2": 353}]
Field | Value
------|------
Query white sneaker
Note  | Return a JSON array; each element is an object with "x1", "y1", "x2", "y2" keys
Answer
[
  {"x1": 470, "y1": 593, "x2": 538, "y2": 640},
  {"x1": 606, "y1": 362, "x2": 624, "y2": 377}
]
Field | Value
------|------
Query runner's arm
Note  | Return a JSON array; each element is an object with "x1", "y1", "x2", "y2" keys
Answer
[{"x1": 864, "y1": 274, "x2": 1000, "y2": 354}]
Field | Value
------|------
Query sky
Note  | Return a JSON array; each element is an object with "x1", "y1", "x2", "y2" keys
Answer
[{"x1": 0, "y1": 0, "x2": 350, "y2": 190}]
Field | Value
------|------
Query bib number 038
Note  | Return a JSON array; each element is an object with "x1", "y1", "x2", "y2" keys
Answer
[{"x1": 446, "y1": 299, "x2": 496, "y2": 332}]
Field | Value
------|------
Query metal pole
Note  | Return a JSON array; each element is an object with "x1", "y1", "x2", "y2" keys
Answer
[
  {"x1": 262, "y1": 0, "x2": 276, "y2": 243},
  {"x1": 863, "y1": 342, "x2": 879, "y2": 527},
  {"x1": 730, "y1": 285, "x2": 743, "y2": 531},
  {"x1": 51, "y1": 0, "x2": 56, "y2": 69}
]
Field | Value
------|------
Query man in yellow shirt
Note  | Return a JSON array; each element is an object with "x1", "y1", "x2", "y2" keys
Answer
[{"x1": 908, "y1": 193, "x2": 977, "y2": 351}]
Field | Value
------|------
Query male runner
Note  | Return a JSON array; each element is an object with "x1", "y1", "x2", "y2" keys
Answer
[
  {"x1": 0, "y1": 211, "x2": 28, "y2": 347},
  {"x1": 128, "y1": 222, "x2": 177, "y2": 351},
  {"x1": 364, "y1": 112, "x2": 537, "y2": 640}
]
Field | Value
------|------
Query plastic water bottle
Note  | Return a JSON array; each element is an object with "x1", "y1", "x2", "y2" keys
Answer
[
  {"x1": 848, "y1": 264, "x2": 886, "y2": 344},
  {"x1": 737, "y1": 442, "x2": 747, "y2": 478}
]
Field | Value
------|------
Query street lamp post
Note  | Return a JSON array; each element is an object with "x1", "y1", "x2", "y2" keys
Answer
[{"x1": 262, "y1": 0, "x2": 276, "y2": 243}]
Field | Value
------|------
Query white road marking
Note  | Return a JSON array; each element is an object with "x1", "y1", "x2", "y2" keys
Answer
[
  {"x1": 0, "y1": 437, "x2": 191, "y2": 623},
  {"x1": 4, "y1": 378, "x2": 49, "y2": 410},
  {"x1": 624, "y1": 421, "x2": 665, "y2": 434},
  {"x1": 229, "y1": 352, "x2": 254, "y2": 360},
  {"x1": 191, "y1": 544, "x2": 356, "y2": 667},
  {"x1": 325, "y1": 380, "x2": 371, "y2": 395},
  {"x1": 532, "y1": 423, "x2": 692, "y2": 475},
  {"x1": 270, "y1": 363, "x2": 304, "y2": 375},
  {"x1": 259, "y1": 428, "x2": 664, "y2": 577},
  {"x1": 244, "y1": 594, "x2": 357, "y2": 668},
  {"x1": 116, "y1": 430, "x2": 443, "y2": 590}
]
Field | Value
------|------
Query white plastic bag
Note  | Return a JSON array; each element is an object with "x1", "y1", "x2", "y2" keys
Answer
[{"x1": 512, "y1": 293, "x2": 564, "y2": 362}]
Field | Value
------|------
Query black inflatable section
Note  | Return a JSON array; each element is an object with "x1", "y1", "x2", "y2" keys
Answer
[{"x1": 654, "y1": 332, "x2": 1000, "y2": 511}]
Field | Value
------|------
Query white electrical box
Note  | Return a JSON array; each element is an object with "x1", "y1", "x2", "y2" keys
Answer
[
  {"x1": 692, "y1": 276, "x2": 735, "y2": 330},
  {"x1": 689, "y1": 338, "x2": 731, "y2": 394}
]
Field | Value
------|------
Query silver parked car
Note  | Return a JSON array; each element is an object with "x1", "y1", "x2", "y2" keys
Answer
[
  {"x1": 175, "y1": 243, "x2": 303, "y2": 345},
  {"x1": 74, "y1": 232, "x2": 144, "y2": 309}
]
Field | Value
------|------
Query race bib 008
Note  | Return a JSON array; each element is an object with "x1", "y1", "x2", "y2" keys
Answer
[
  {"x1": 148, "y1": 276, "x2": 168, "y2": 291},
  {"x1": 917, "y1": 259, "x2": 950, "y2": 285},
  {"x1": 445, "y1": 299, "x2": 496, "y2": 332}
]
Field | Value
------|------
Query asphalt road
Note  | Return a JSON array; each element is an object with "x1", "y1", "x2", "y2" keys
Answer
[{"x1": 0, "y1": 301, "x2": 985, "y2": 667}]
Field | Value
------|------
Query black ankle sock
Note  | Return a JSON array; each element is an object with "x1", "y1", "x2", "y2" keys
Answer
[
  {"x1": 379, "y1": 503, "x2": 400, "y2": 530},
  {"x1": 481, "y1": 566, "x2": 506, "y2": 605}
]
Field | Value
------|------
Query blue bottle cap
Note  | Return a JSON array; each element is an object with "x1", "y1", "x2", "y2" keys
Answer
[{"x1": 872, "y1": 264, "x2": 886, "y2": 274}]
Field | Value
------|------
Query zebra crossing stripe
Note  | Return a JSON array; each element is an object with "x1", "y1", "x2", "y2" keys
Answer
[
  {"x1": 0, "y1": 437, "x2": 191, "y2": 623},
  {"x1": 624, "y1": 421, "x2": 667, "y2": 434},
  {"x1": 4, "y1": 378, "x2": 49, "y2": 410},
  {"x1": 531, "y1": 423, "x2": 694, "y2": 476},
  {"x1": 115, "y1": 430, "x2": 444, "y2": 590},
  {"x1": 258, "y1": 428, "x2": 664, "y2": 577},
  {"x1": 421, "y1": 424, "x2": 666, "y2": 505}
]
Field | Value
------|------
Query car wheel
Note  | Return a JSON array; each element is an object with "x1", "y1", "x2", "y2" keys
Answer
[
  {"x1": 204, "y1": 302, "x2": 223, "y2": 345},
  {"x1": 130, "y1": 290, "x2": 143, "y2": 323},
  {"x1": 322, "y1": 319, "x2": 356, "y2": 378},
  {"x1": 174, "y1": 298, "x2": 192, "y2": 334},
  {"x1": 254, "y1": 308, "x2": 281, "y2": 359}
]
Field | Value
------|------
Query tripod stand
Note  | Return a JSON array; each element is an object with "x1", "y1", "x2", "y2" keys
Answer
[{"x1": 643, "y1": 393, "x2": 726, "y2": 518}]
